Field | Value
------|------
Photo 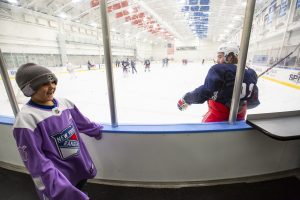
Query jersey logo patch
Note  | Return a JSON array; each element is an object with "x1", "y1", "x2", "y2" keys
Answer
[
  {"x1": 17, "y1": 145, "x2": 28, "y2": 162},
  {"x1": 52, "y1": 124, "x2": 79, "y2": 159}
]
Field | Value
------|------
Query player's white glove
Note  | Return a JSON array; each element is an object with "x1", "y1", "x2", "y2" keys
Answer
[{"x1": 177, "y1": 98, "x2": 189, "y2": 111}]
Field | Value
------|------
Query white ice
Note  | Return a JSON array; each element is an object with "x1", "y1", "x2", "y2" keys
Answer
[{"x1": 1, "y1": 61, "x2": 300, "y2": 124}]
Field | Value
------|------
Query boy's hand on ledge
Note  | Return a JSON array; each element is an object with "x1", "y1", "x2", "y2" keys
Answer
[{"x1": 95, "y1": 133, "x2": 102, "y2": 140}]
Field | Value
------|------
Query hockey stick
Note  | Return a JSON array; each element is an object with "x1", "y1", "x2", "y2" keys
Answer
[{"x1": 257, "y1": 42, "x2": 300, "y2": 78}]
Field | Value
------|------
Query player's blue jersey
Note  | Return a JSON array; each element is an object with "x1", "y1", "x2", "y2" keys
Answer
[{"x1": 183, "y1": 63, "x2": 259, "y2": 107}]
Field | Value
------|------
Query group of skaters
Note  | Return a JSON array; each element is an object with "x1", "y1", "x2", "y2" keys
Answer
[
  {"x1": 115, "y1": 58, "x2": 152, "y2": 77},
  {"x1": 115, "y1": 58, "x2": 137, "y2": 77},
  {"x1": 115, "y1": 57, "x2": 172, "y2": 76}
]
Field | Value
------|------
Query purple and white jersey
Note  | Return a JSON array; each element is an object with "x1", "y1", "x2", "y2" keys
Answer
[{"x1": 13, "y1": 98, "x2": 103, "y2": 200}]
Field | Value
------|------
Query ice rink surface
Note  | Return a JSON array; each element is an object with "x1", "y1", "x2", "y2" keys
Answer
[{"x1": 1, "y1": 61, "x2": 300, "y2": 124}]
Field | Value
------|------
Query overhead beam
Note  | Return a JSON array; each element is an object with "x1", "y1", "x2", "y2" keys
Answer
[
  {"x1": 136, "y1": 0, "x2": 183, "y2": 41},
  {"x1": 0, "y1": 7, "x2": 11, "y2": 16},
  {"x1": 26, "y1": 0, "x2": 41, "y2": 8},
  {"x1": 71, "y1": 5, "x2": 99, "y2": 21},
  {"x1": 53, "y1": 0, "x2": 74, "y2": 14}
]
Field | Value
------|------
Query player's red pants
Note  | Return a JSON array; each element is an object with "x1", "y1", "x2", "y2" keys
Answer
[{"x1": 202, "y1": 100, "x2": 247, "y2": 123}]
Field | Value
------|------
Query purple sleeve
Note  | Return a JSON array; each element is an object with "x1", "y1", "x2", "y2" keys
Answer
[
  {"x1": 13, "y1": 128, "x2": 89, "y2": 200},
  {"x1": 70, "y1": 105, "x2": 103, "y2": 139}
]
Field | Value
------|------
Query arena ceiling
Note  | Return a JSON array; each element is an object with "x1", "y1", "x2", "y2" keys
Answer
[{"x1": 0, "y1": 0, "x2": 267, "y2": 43}]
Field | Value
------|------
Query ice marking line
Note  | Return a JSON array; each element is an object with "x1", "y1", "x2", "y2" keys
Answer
[{"x1": 261, "y1": 76, "x2": 300, "y2": 90}]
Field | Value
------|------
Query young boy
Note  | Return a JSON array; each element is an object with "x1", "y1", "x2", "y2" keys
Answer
[{"x1": 13, "y1": 63, "x2": 103, "y2": 200}]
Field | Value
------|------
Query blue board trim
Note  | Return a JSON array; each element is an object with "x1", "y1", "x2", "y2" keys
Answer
[
  {"x1": 0, "y1": 115, "x2": 15, "y2": 125},
  {"x1": 0, "y1": 115, "x2": 252, "y2": 134},
  {"x1": 101, "y1": 121, "x2": 251, "y2": 134}
]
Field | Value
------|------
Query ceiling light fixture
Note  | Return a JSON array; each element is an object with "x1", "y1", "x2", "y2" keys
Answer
[{"x1": 8, "y1": 0, "x2": 18, "y2": 4}]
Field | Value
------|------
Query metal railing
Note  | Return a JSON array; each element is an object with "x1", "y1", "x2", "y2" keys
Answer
[{"x1": 0, "y1": 49, "x2": 19, "y2": 117}]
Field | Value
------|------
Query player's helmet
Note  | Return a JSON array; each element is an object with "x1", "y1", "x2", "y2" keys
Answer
[
  {"x1": 217, "y1": 43, "x2": 239, "y2": 56},
  {"x1": 217, "y1": 44, "x2": 226, "y2": 54},
  {"x1": 223, "y1": 43, "x2": 239, "y2": 58}
]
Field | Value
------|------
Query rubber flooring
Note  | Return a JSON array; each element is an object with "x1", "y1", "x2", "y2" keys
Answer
[{"x1": 1, "y1": 167, "x2": 300, "y2": 200}]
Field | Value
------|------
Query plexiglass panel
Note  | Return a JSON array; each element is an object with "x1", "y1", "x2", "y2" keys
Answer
[{"x1": 1, "y1": 0, "x2": 300, "y2": 125}]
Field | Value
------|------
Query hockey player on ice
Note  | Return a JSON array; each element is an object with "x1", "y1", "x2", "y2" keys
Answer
[
  {"x1": 177, "y1": 43, "x2": 260, "y2": 122},
  {"x1": 130, "y1": 59, "x2": 137, "y2": 74},
  {"x1": 66, "y1": 61, "x2": 77, "y2": 79},
  {"x1": 216, "y1": 44, "x2": 226, "y2": 64},
  {"x1": 122, "y1": 58, "x2": 130, "y2": 77},
  {"x1": 144, "y1": 59, "x2": 151, "y2": 72}
]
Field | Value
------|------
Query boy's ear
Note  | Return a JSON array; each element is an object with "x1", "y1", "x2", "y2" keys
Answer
[{"x1": 22, "y1": 84, "x2": 35, "y2": 97}]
